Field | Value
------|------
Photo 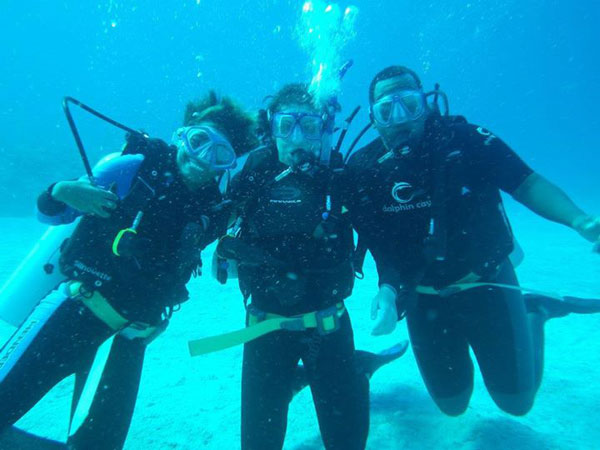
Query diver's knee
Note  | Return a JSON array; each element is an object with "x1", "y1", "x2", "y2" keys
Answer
[
  {"x1": 489, "y1": 389, "x2": 535, "y2": 416},
  {"x1": 432, "y1": 389, "x2": 472, "y2": 416}
]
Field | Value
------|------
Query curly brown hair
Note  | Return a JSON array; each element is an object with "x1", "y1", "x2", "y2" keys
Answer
[{"x1": 183, "y1": 91, "x2": 258, "y2": 156}]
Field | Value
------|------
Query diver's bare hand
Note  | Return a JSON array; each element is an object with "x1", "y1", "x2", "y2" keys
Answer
[
  {"x1": 572, "y1": 215, "x2": 600, "y2": 251},
  {"x1": 51, "y1": 180, "x2": 118, "y2": 218},
  {"x1": 371, "y1": 284, "x2": 399, "y2": 336}
]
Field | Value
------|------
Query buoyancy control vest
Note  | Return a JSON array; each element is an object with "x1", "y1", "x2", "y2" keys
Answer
[
  {"x1": 59, "y1": 134, "x2": 226, "y2": 323},
  {"x1": 228, "y1": 146, "x2": 355, "y2": 310},
  {"x1": 350, "y1": 114, "x2": 515, "y2": 287},
  {"x1": 425, "y1": 115, "x2": 515, "y2": 284}
]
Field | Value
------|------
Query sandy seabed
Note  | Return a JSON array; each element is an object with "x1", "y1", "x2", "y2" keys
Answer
[{"x1": 1, "y1": 201, "x2": 599, "y2": 450}]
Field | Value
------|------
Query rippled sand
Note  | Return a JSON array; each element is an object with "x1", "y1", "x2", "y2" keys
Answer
[{"x1": 1, "y1": 204, "x2": 599, "y2": 449}]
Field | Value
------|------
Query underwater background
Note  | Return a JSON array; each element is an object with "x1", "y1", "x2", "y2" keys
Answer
[{"x1": 0, "y1": 1, "x2": 599, "y2": 449}]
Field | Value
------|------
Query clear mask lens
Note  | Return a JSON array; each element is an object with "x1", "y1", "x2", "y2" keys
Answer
[
  {"x1": 272, "y1": 113, "x2": 324, "y2": 141},
  {"x1": 213, "y1": 144, "x2": 237, "y2": 167},
  {"x1": 187, "y1": 129, "x2": 212, "y2": 154},
  {"x1": 372, "y1": 91, "x2": 425, "y2": 126},
  {"x1": 275, "y1": 115, "x2": 296, "y2": 138},
  {"x1": 298, "y1": 116, "x2": 323, "y2": 140},
  {"x1": 401, "y1": 92, "x2": 424, "y2": 116},
  {"x1": 374, "y1": 100, "x2": 394, "y2": 123},
  {"x1": 174, "y1": 126, "x2": 237, "y2": 171}
]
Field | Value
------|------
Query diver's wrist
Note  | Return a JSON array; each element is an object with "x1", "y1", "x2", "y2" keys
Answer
[
  {"x1": 571, "y1": 214, "x2": 591, "y2": 232},
  {"x1": 379, "y1": 283, "x2": 398, "y2": 300}
]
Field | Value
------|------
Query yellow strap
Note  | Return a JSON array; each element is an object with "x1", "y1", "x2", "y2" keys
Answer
[
  {"x1": 68, "y1": 283, "x2": 159, "y2": 338},
  {"x1": 67, "y1": 282, "x2": 130, "y2": 331},
  {"x1": 250, "y1": 310, "x2": 320, "y2": 328},
  {"x1": 112, "y1": 228, "x2": 136, "y2": 256},
  {"x1": 188, "y1": 303, "x2": 345, "y2": 357},
  {"x1": 188, "y1": 317, "x2": 287, "y2": 356}
]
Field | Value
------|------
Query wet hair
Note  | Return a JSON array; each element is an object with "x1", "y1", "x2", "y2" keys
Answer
[
  {"x1": 266, "y1": 83, "x2": 316, "y2": 114},
  {"x1": 257, "y1": 83, "x2": 319, "y2": 140},
  {"x1": 183, "y1": 90, "x2": 258, "y2": 156},
  {"x1": 368, "y1": 66, "x2": 423, "y2": 104}
]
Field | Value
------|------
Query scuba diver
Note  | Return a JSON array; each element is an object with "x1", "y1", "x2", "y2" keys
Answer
[
  {"x1": 0, "y1": 91, "x2": 257, "y2": 449},
  {"x1": 220, "y1": 83, "x2": 369, "y2": 450},
  {"x1": 343, "y1": 65, "x2": 600, "y2": 417}
]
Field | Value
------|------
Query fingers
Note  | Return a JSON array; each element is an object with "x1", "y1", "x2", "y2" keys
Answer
[
  {"x1": 101, "y1": 190, "x2": 119, "y2": 203},
  {"x1": 88, "y1": 188, "x2": 118, "y2": 217},
  {"x1": 382, "y1": 317, "x2": 396, "y2": 335},
  {"x1": 371, "y1": 320, "x2": 385, "y2": 336},
  {"x1": 90, "y1": 204, "x2": 111, "y2": 218},
  {"x1": 371, "y1": 309, "x2": 384, "y2": 335},
  {"x1": 101, "y1": 198, "x2": 117, "y2": 211},
  {"x1": 370, "y1": 295, "x2": 379, "y2": 320},
  {"x1": 372, "y1": 314, "x2": 396, "y2": 336},
  {"x1": 371, "y1": 293, "x2": 399, "y2": 335}
]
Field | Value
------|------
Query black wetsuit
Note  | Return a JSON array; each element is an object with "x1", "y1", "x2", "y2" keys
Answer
[
  {"x1": 0, "y1": 138, "x2": 228, "y2": 449},
  {"x1": 345, "y1": 115, "x2": 540, "y2": 416},
  {"x1": 229, "y1": 147, "x2": 369, "y2": 450}
]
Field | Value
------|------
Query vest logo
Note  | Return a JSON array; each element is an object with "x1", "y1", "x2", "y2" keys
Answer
[
  {"x1": 476, "y1": 127, "x2": 497, "y2": 146},
  {"x1": 269, "y1": 186, "x2": 302, "y2": 204},
  {"x1": 384, "y1": 181, "x2": 431, "y2": 213},
  {"x1": 391, "y1": 182, "x2": 416, "y2": 204},
  {"x1": 73, "y1": 260, "x2": 112, "y2": 281}
]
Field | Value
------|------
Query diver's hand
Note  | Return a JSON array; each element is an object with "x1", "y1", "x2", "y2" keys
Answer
[
  {"x1": 371, "y1": 284, "x2": 398, "y2": 336},
  {"x1": 572, "y1": 215, "x2": 600, "y2": 250},
  {"x1": 52, "y1": 180, "x2": 118, "y2": 218}
]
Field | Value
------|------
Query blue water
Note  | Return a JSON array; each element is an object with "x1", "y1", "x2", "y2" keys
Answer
[
  {"x1": 1, "y1": 1, "x2": 599, "y2": 448},
  {"x1": 1, "y1": 1, "x2": 598, "y2": 213}
]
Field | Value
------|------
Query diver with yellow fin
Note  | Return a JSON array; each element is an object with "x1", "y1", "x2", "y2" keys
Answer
[
  {"x1": 224, "y1": 83, "x2": 370, "y2": 450},
  {"x1": 0, "y1": 92, "x2": 257, "y2": 449}
]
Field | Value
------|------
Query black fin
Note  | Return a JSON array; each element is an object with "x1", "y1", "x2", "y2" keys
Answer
[
  {"x1": 525, "y1": 293, "x2": 600, "y2": 319},
  {"x1": 355, "y1": 341, "x2": 409, "y2": 379},
  {"x1": 0, "y1": 426, "x2": 66, "y2": 449}
]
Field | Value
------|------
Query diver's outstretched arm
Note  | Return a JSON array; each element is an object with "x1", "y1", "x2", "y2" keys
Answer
[{"x1": 512, "y1": 172, "x2": 600, "y2": 247}]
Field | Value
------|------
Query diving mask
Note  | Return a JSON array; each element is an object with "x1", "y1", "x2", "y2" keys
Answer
[
  {"x1": 172, "y1": 125, "x2": 237, "y2": 171},
  {"x1": 271, "y1": 112, "x2": 325, "y2": 141},
  {"x1": 371, "y1": 90, "x2": 426, "y2": 127}
]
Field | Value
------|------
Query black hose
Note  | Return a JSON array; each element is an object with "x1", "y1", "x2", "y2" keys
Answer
[
  {"x1": 343, "y1": 122, "x2": 372, "y2": 164},
  {"x1": 334, "y1": 105, "x2": 361, "y2": 154},
  {"x1": 62, "y1": 97, "x2": 144, "y2": 183}
]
